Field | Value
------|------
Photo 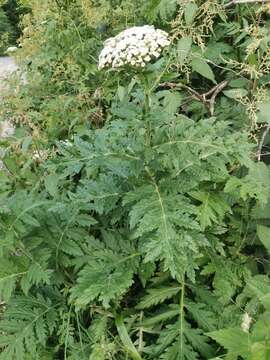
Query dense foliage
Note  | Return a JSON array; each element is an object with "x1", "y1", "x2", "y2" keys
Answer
[
  {"x1": 0, "y1": 7, "x2": 12, "y2": 54},
  {"x1": 0, "y1": 0, "x2": 270, "y2": 359},
  {"x1": 0, "y1": 0, "x2": 29, "y2": 54}
]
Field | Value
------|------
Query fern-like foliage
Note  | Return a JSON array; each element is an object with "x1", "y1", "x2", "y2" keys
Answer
[
  {"x1": 0, "y1": 294, "x2": 59, "y2": 360},
  {"x1": 136, "y1": 282, "x2": 217, "y2": 359},
  {"x1": 136, "y1": 285, "x2": 180, "y2": 309},
  {"x1": 155, "y1": 320, "x2": 213, "y2": 360},
  {"x1": 124, "y1": 183, "x2": 204, "y2": 281},
  {"x1": 71, "y1": 249, "x2": 139, "y2": 308},
  {"x1": 0, "y1": 1, "x2": 269, "y2": 359}
]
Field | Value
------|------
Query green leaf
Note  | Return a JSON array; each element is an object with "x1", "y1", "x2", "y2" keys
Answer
[
  {"x1": 115, "y1": 315, "x2": 142, "y2": 360},
  {"x1": 250, "y1": 342, "x2": 270, "y2": 360},
  {"x1": 257, "y1": 225, "x2": 270, "y2": 253},
  {"x1": 252, "y1": 201, "x2": 270, "y2": 219},
  {"x1": 251, "y1": 313, "x2": 270, "y2": 343},
  {"x1": 21, "y1": 254, "x2": 52, "y2": 295},
  {"x1": 184, "y1": 3, "x2": 198, "y2": 25},
  {"x1": 21, "y1": 213, "x2": 40, "y2": 227},
  {"x1": 177, "y1": 36, "x2": 192, "y2": 65},
  {"x1": 141, "y1": 306, "x2": 179, "y2": 327},
  {"x1": 0, "y1": 259, "x2": 19, "y2": 301},
  {"x1": 0, "y1": 295, "x2": 58, "y2": 360},
  {"x1": 225, "y1": 162, "x2": 270, "y2": 204},
  {"x1": 190, "y1": 192, "x2": 231, "y2": 231},
  {"x1": 163, "y1": 91, "x2": 182, "y2": 114},
  {"x1": 223, "y1": 88, "x2": 248, "y2": 99},
  {"x1": 136, "y1": 286, "x2": 180, "y2": 309},
  {"x1": 71, "y1": 250, "x2": 139, "y2": 308},
  {"x1": 207, "y1": 328, "x2": 250, "y2": 358},
  {"x1": 257, "y1": 102, "x2": 270, "y2": 123},
  {"x1": 247, "y1": 276, "x2": 270, "y2": 311},
  {"x1": 89, "y1": 346, "x2": 106, "y2": 360},
  {"x1": 154, "y1": 319, "x2": 213, "y2": 359},
  {"x1": 21, "y1": 136, "x2": 32, "y2": 153},
  {"x1": 124, "y1": 184, "x2": 201, "y2": 281},
  {"x1": 191, "y1": 56, "x2": 216, "y2": 83},
  {"x1": 186, "y1": 301, "x2": 217, "y2": 331},
  {"x1": 44, "y1": 174, "x2": 59, "y2": 197},
  {"x1": 229, "y1": 78, "x2": 249, "y2": 88},
  {"x1": 144, "y1": 0, "x2": 177, "y2": 22},
  {"x1": 204, "y1": 41, "x2": 233, "y2": 65},
  {"x1": 117, "y1": 85, "x2": 126, "y2": 102},
  {"x1": 128, "y1": 78, "x2": 137, "y2": 94}
]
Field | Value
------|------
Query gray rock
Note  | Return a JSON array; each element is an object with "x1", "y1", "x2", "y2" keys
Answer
[{"x1": 0, "y1": 56, "x2": 17, "y2": 80}]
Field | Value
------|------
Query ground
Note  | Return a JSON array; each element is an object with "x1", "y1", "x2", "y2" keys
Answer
[{"x1": 0, "y1": 56, "x2": 16, "y2": 81}]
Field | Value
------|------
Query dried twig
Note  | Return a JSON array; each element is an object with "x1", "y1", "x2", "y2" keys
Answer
[
  {"x1": 257, "y1": 124, "x2": 270, "y2": 161},
  {"x1": 209, "y1": 81, "x2": 229, "y2": 115},
  {"x1": 160, "y1": 82, "x2": 200, "y2": 99},
  {"x1": 225, "y1": 0, "x2": 270, "y2": 8},
  {"x1": 159, "y1": 82, "x2": 211, "y2": 112},
  {"x1": 159, "y1": 81, "x2": 228, "y2": 115}
]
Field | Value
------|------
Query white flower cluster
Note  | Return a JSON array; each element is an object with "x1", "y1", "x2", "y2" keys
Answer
[
  {"x1": 33, "y1": 150, "x2": 48, "y2": 162},
  {"x1": 59, "y1": 139, "x2": 73, "y2": 147},
  {"x1": 241, "y1": 312, "x2": 252, "y2": 333},
  {"x1": 98, "y1": 25, "x2": 170, "y2": 69}
]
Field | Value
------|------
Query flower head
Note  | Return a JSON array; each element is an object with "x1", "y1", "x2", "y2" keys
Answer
[
  {"x1": 98, "y1": 25, "x2": 170, "y2": 70},
  {"x1": 241, "y1": 312, "x2": 252, "y2": 333},
  {"x1": 33, "y1": 150, "x2": 48, "y2": 162}
]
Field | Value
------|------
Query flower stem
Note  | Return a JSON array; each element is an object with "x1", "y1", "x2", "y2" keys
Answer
[
  {"x1": 140, "y1": 73, "x2": 151, "y2": 146},
  {"x1": 179, "y1": 276, "x2": 185, "y2": 360}
]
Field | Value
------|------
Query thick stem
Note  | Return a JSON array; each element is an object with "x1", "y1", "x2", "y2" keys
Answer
[
  {"x1": 179, "y1": 277, "x2": 185, "y2": 360},
  {"x1": 141, "y1": 73, "x2": 151, "y2": 114},
  {"x1": 140, "y1": 73, "x2": 152, "y2": 146},
  {"x1": 144, "y1": 91, "x2": 150, "y2": 115}
]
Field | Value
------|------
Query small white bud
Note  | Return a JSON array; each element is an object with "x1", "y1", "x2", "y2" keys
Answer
[{"x1": 144, "y1": 55, "x2": 151, "y2": 62}]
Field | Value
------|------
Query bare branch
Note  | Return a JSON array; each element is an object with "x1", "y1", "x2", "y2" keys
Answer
[
  {"x1": 257, "y1": 124, "x2": 270, "y2": 161},
  {"x1": 159, "y1": 82, "x2": 201, "y2": 99},
  {"x1": 203, "y1": 81, "x2": 228, "y2": 97},
  {"x1": 225, "y1": 0, "x2": 270, "y2": 9},
  {"x1": 209, "y1": 81, "x2": 229, "y2": 116},
  {"x1": 159, "y1": 81, "x2": 228, "y2": 115},
  {"x1": 159, "y1": 82, "x2": 211, "y2": 112}
]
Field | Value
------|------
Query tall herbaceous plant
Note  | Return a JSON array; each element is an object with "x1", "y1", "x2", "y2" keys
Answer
[{"x1": 0, "y1": 1, "x2": 270, "y2": 360}]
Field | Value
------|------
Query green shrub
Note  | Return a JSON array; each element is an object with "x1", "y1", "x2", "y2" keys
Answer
[
  {"x1": 0, "y1": 8, "x2": 12, "y2": 54},
  {"x1": 3, "y1": 0, "x2": 28, "y2": 40},
  {"x1": 0, "y1": 0, "x2": 30, "y2": 54},
  {"x1": 0, "y1": 1, "x2": 270, "y2": 359}
]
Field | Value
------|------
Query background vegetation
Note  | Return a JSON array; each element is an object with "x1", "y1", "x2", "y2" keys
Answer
[
  {"x1": 0, "y1": 0, "x2": 270, "y2": 359},
  {"x1": 0, "y1": 0, "x2": 29, "y2": 54}
]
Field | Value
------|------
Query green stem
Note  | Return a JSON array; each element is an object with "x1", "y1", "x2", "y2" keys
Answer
[
  {"x1": 179, "y1": 277, "x2": 185, "y2": 360},
  {"x1": 140, "y1": 73, "x2": 151, "y2": 146},
  {"x1": 145, "y1": 92, "x2": 151, "y2": 146},
  {"x1": 144, "y1": 90, "x2": 150, "y2": 114}
]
